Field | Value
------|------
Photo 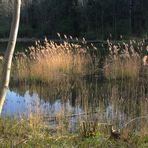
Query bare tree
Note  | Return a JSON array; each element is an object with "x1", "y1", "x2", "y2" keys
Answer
[{"x1": 0, "y1": 0, "x2": 21, "y2": 114}]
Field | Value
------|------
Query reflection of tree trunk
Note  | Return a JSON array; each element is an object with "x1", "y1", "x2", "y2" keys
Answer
[
  {"x1": 101, "y1": 8, "x2": 104, "y2": 40},
  {"x1": 0, "y1": 0, "x2": 21, "y2": 114},
  {"x1": 129, "y1": 0, "x2": 133, "y2": 35},
  {"x1": 113, "y1": 0, "x2": 117, "y2": 39}
]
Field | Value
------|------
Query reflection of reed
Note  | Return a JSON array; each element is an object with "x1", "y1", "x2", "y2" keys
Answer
[{"x1": 8, "y1": 75, "x2": 148, "y2": 130}]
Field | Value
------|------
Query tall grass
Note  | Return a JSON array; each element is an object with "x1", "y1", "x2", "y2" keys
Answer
[
  {"x1": 13, "y1": 36, "x2": 99, "y2": 82},
  {"x1": 104, "y1": 40, "x2": 142, "y2": 80},
  {"x1": 0, "y1": 113, "x2": 148, "y2": 147}
]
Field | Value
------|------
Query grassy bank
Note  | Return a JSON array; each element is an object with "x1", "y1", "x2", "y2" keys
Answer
[{"x1": 0, "y1": 116, "x2": 148, "y2": 147}]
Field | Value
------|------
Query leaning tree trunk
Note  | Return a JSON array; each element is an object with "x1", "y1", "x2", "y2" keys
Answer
[{"x1": 0, "y1": 0, "x2": 21, "y2": 114}]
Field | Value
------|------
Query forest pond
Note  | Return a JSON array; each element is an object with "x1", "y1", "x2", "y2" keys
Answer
[{"x1": 1, "y1": 74, "x2": 148, "y2": 131}]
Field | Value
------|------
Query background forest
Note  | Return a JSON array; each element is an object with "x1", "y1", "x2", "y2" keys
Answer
[{"x1": 0, "y1": 0, "x2": 148, "y2": 39}]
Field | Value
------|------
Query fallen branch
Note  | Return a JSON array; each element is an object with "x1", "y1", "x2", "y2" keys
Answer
[
  {"x1": 122, "y1": 115, "x2": 148, "y2": 129},
  {"x1": 44, "y1": 111, "x2": 98, "y2": 122}
]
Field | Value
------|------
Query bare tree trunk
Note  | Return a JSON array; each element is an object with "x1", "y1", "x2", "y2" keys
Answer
[{"x1": 0, "y1": 0, "x2": 21, "y2": 114}]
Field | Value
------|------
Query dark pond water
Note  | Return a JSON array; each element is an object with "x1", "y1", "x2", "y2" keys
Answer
[
  {"x1": 0, "y1": 42, "x2": 33, "y2": 53},
  {"x1": 1, "y1": 75, "x2": 148, "y2": 130}
]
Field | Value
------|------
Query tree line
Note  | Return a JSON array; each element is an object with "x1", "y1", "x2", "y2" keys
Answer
[{"x1": 0, "y1": 0, "x2": 148, "y2": 39}]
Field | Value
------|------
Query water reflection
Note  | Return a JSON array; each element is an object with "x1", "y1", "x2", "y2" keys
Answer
[
  {"x1": 2, "y1": 76, "x2": 148, "y2": 129},
  {"x1": 2, "y1": 90, "x2": 82, "y2": 117}
]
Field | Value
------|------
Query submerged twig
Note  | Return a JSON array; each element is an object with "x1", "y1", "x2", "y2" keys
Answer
[
  {"x1": 44, "y1": 111, "x2": 98, "y2": 122},
  {"x1": 122, "y1": 115, "x2": 148, "y2": 129}
]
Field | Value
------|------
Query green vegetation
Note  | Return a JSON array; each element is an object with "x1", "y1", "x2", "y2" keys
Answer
[{"x1": 0, "y1": 116, "x2": 148, "y2": 147}]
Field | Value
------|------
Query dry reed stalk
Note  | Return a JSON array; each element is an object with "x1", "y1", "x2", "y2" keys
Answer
[
  {"x1": 13, "y1": 36, "x2": 99, "y2": 82},
  {"x1": 104, "y1": 40, "x2": 142, "y2": 79}
]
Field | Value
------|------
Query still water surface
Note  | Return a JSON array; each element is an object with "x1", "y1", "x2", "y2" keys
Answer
[{"x1": 1, "y1": 75, "x2": 148, "y2": 129}]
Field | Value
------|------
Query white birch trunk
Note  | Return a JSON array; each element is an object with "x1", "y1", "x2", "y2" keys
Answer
[{"x1": 0, "y1": 0, "x2": 21, "y2": 114}]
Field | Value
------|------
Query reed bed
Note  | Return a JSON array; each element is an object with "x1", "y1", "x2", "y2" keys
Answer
[
  {"x1": 1, "y1": 37, "x2": 146, "y2": 82},
  {"x1": 104, "y1": 40, "x2": 143, "y2": 80},
  {"x1": 13, "y1": 35, "x2": 99, "y2": 82}
]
